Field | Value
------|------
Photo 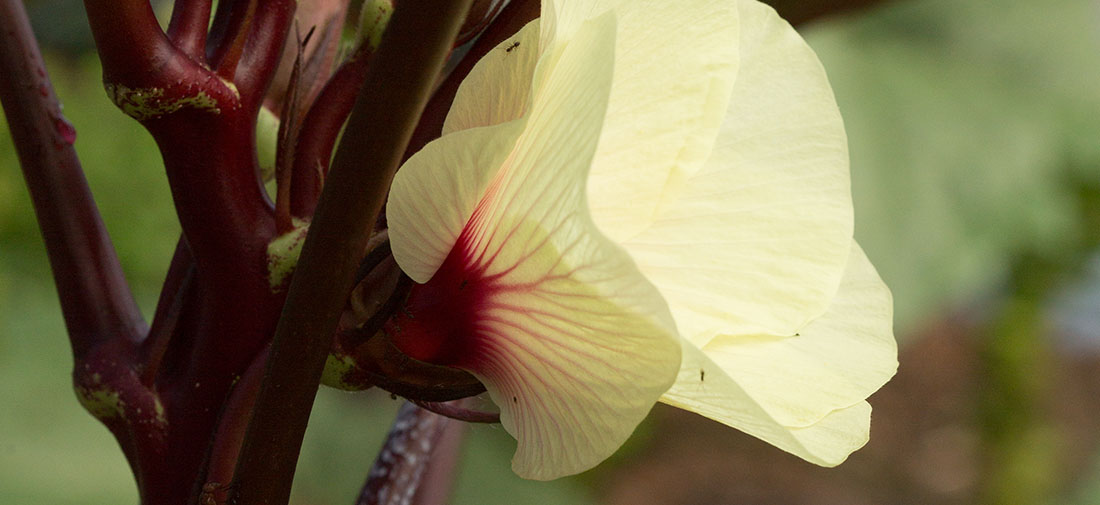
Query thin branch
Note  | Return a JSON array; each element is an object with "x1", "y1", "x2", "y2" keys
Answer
[
  {"x1": 356, "y1": 403, "x2": 463, "y2": 505},
  {"x1": 82, "y1": 0, "x2": 179, "y2": 85},
  {"x1": 140, "y1": 237, "x2": 196, "y2": 385},
  {"x1": 289, "y1": 44, "x2": 373, "y2": 218},
  {"x1": 0, "y1": 0, "x2": 145, "y2": 358},
  {"x1": 263, "y1": 0, "x2": 350, "y2": 114},
  {"x1": 411, "y1": 400, "x2": 500, "y2": 424},
  {"x1": 168, "y1": 0, "x2": 214, "y2": 59},
  {"x1": 274, "y1": 26, "x2": 311, "y2": 234},
  {"x1": 228, "y1": 2, "x2": 475, "y2": 504},
  {"x1": 207, "y1": 0, "x2": 258, "y2": 76},
  {"x1": 234, "y1": 0, "x2": 298, "y2": 109}
]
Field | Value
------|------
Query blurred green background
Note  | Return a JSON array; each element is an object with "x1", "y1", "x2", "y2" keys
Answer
[{"x1": 2, "y1": 0, "x2": 1100, "y2": 503}]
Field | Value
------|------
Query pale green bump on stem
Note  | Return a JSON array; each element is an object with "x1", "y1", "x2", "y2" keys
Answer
[
  {"x1": 75, "y1": 384, "x2": 126, "y2": 420},
  {"x1": 104, "y1": 83, "x2": 221, "y2": 121},
  {"x1": 320, "y1": 354, "x2": 367, "y2": 391},
  {"x1": 218, "y1": 76, "x2": 241, "y2": 100},
  {"x1": 356, "y1": 0, "x2": 394, "y2": 50},
  {"x1": 256, "y1": 106, "x2": 280, "y2": 182},
  {"x1": 152, "y1": 396, "x2": 167, "y2": 426},
  {"x1": 266, "y1": 218, "x2": 310, "y2": 290}
]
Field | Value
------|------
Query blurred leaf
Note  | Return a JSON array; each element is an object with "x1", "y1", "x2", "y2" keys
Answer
[{"x1": 803, "y1": 0, "x2": 1100, "y2": 334}]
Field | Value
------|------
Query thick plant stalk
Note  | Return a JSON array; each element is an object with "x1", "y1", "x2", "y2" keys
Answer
[
  {"x1": 228, "y1": 1, "x2": 475, "y2": 503},
  {"x1": 0, "y1": 0, "x2": 144, "y2": 358},
  {"x1": 76, "y1": 0, "x2": 298, "y2": 503}
]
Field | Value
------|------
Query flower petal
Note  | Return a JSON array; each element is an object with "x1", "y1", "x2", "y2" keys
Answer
[
  {"x1": 699, "y1": 243, "x2": 896, "y2": 428},
  {"x1": 539, "y1": 0, "x2": 740, "y2": 242},
  {"x1": 619, "y1": 0, "x2": 854, "y2": 342},
  {"x1": 388, "y1": 120, "x2": 527, "y2": 283},
  {"x1": 442, "y1": 20, "x2": 542, "y2": 135},
  {"x1": 390, "y1": 13, "x2": 681, "y2": 480},
  {"x1": 661, "y1": 340, "x2": 873, "y2": 466}
]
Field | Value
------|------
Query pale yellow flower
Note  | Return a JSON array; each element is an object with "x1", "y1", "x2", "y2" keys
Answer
[{"x1": 385, "y1": 0, "x2": 897, "y2": 480}]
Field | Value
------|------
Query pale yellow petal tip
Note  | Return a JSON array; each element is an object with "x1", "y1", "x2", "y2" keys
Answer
[{"x1": 795, "y1": 401, "x2": 874, "y2": 468}]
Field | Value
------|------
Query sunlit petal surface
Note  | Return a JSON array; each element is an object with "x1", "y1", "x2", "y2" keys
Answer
[
  {"x1": 667, "y1": 243, "x2": 896, "y2": 426},
  {"x1": 541, "y1": 0, "x2": 740, "y2": 243},
  {"x1": 661, "y1": 340, "x2": 874, "y2": 466},
  {"x1": 388, "y1": 14, "x2": 681, "y2": 480},
  {"x1": 618, "y1": 0, "x2": 854, "y2": 343},
  {"x1": 390, "y1": 0, "x2": 895, "y2": 477},
  {"x1": 443, "y1": 20, "x2": 541, "y2": 135}
]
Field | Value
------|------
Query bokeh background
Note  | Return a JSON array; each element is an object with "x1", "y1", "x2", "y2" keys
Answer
[{"x1": 3, "y1": 0, "x2": 1100, "y2": 503}]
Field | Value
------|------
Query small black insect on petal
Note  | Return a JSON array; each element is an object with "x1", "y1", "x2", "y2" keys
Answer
[{"x1": 506, "y1": 41, "x2": 520, "y2": 52}]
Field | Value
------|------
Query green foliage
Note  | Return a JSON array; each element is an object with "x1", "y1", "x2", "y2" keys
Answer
[{"x1": 805, "y1": 0, "x2": 1100, "y2": 335}]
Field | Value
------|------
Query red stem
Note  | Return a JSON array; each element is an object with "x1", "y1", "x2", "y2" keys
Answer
[
  {"x1": 0, "y1": 0, "x2": 146, "y2": 358},
  {"x1": 140, "y1": 238, "x2": 196, "y2": 385},
  {"x1": 84, "y1": 0, "x2": 271, "y2": 283},
  {"x1": 82, "y1": 0, "x2": 181, "y2": 85},
  {"x1": 208, "y1": 0, "x2": 257, "y2": 75},
  {"x1": 411, "y1": 400, "x2": 500, "y2": 423},
  {"x1": 289, "y1": 45, "x2": 373, "y2": 219},
  {"x1": 168, "y1": 0, "x2": 214, "y2": 60},
  {"x1": 204, "y1": 346, "x2": 272, "y2": 492},
  {"x1": 234, "y1": 0, "x2": 298, "y2": 110},
  {"x1": 290, "y1": 0, "x2": 526, "y2": 220},
  {"x1": 228, "y1": 1, "x2": 474, "y2": 503}
]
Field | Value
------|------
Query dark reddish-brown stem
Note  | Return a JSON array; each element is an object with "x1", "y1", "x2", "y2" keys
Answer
[
  {"x1": 0, "y1": 0, "x2": 145, "y2": 358},
  {"x1": 228, "y1": 1, "x2": 474, "y2": 503},
  {"x1": 274, "y1": 31, "x2": 307, "y2": 234},
  {"x1": 79, "y1": 1, "x2": 299, "y2": 503},
  {"x1": 205, "y1": 346, "x2": 272, "y2": 491},
  {"x1": 289, "y1": 45, "x2": 373, "y2": 218},
  {"x1": 208, "y1": 0, "x2": 258, "y2": 75},
  {"x1": 0, "y1": 9, "x2": 183, "y2": 501},
  {"x1": 234, "y1": 0, "x2": 298, "y2": 109},
  {"x1": 411, "y1": 400, "x2": 500, "y2": 424},
  {"x1": 293, "y1": 0, "x2": 535, "y2": 219},
  {"x1": 82, "y1": 0, "x2": 269, "y2": 278},
  {"x1": 356, "y1": 403, "x2": 463, "y2": 505},
  {"x1": 140, "y1": 238, "x2": 196, "y2": 385},
  {"x1": 168, "y1": 0, "x2": 214, "y2": 59},
  {"x1": 263, "y1": 0, "x2": 349, "y2": 114},
  {"x1": 82, "y1": 0, "x2": 176, "y2": 84}
]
